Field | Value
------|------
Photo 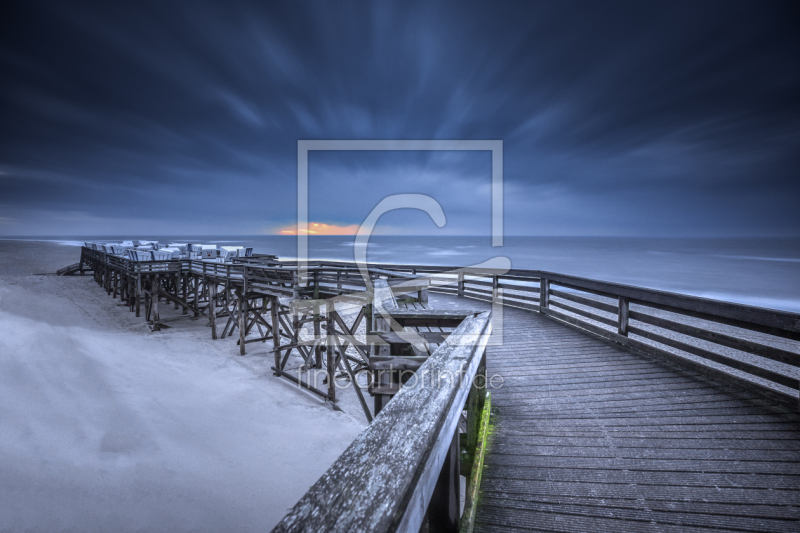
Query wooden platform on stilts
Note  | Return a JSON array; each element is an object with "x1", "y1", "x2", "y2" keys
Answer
[{"x1": 60, "y1": 246, "x2": 800, "y2": 532}]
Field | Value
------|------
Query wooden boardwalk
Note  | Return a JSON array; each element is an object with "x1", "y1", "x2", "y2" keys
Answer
[
  {"x1": 464, "y1": 302, "x2": 800, "y2": 533},
  {"x1": 70, "y1": 247, "x2": 800, "y2": 531}
]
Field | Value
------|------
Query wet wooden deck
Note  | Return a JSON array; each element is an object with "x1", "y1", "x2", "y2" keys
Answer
[{"x1": 433, "y1": 296, "x2": 800, "y2": 533}]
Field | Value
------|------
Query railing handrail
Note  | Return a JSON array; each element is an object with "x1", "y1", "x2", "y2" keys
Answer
[
  {"x1": 272, "y1": 310, "x2": 492, "y2": 533},
  {"x1": 78, "y1": 246, "x2": 800, "y2": 334},
  {"x1": 538, "y1": 270, "x2": 800, "y2": 338}
]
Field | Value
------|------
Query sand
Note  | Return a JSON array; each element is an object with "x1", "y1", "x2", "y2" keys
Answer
[{"x1": 0, "y1": 240, "x2": 364, "y2": 532}]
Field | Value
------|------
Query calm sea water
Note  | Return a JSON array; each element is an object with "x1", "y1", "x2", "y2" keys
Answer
[{"x1": 24, "y1": 235, "x2": 800, "y2": 313}]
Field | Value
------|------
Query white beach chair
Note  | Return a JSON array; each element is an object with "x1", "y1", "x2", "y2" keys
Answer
[
  {"x1": 197, "y1": 245, "x2": 218, "y2": 260},
  {"x1": 218, "y1": 248, "x2": 237, "y2": 262},
  {"x1": 151, "y1": 250, "x2": 173, "y2": 261},
  {"x1": 168, "y1": 243, "x2": 188, "y2": 254},
  {"x1": 128, "y1": 250, "x2": 149, "y2": 261},
  {"x1": 220, "y1": 246, "x2": 244, "y2": 258}
]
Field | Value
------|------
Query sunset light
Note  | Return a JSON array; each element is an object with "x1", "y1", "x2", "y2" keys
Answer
[{"x1": 278, "y1": 222, "x2": 360, "y2": 235}]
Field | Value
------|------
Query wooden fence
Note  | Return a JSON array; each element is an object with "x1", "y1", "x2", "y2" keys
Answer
[{"x1": 72, "y1": 249, "x2": 800, "y2": 403}]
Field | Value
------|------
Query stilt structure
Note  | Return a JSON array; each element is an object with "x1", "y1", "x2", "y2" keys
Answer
[{"x1": 60, "y1": 244, "x2": 800, "y2": 533}]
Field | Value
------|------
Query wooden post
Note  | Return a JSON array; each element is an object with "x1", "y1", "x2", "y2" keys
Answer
[
  {"x1": 237, "y1": 287, "x2": 246, "y2": 355},
  {"x1": 419, "y1": 285, "x2": 428, "y2": 303},
  {"x1": 375, "y1": 302, "x2": 390, "y2": 358},
  {"x1": 429, "y1": 427, "x2": 460, "y2": 533},
  {"x1": 492, "y1": 274, "x2": 499, "y2": 301},
  {"x1": 326, "y1": 306, "x2": 337, "y2": 402},
  {"x1": 458, "y1": 271, "x2": 464, "y2": 297},
  {"x1": 152, "y1": 276, "x2": 160, "y2": 331},
  {"x1": 193, "y1": 274, "x2": 199, "y2": 317},
  {"x1": 539, "y1": 277, "x2": 549, "y2": 312},
  {"x1": 136, "y1": 274, "x2": 142, "y2": 317},
  {"x1": 618, "y1": 296, "x2": 629, "y2": 336},
  {"x1": 463, "y1": 352, "x2": 486, "y2": 477},
  {"x1": 182, "y1": 273, "x2": 188, "y2": 315},
  {"x1": 210, "y1": 282, "x2": 218, "y2": 339},
  {"x1": 314, "y1": 309, "x2": 323, "y2": 369},
  {"x1": 372, "y1": 290, "x2": 393, "y2": 413},
  {"x1": 271, "y1": 296, "x2": 281, "y2": 373}
]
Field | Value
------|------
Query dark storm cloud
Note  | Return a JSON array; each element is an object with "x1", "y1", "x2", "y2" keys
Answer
[{"x1": 0, "y1": 0, "x2": 798, "y2": 235}]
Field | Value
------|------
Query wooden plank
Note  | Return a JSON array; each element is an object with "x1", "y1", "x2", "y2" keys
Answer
[
  {"x1": 550, "y1": 288, "x2": 618, "y2": 314},
  {"x1": 630, "y1": 309, "x2": 800, "y2": 367},
  {"x1": 542, "y1": 270, "x2": 800, "y2": 341},
  {"x1": 541, "y1": 307, "x2": 799, "y2": 404},
  {"x1": 549, "y1": 299, "x2": 618, "y2": 328},
  {"x1": 472, "y1": 304, "x2": 800, "y2": 533},
  {"x1": 377, "y1": 331, "x2": 449, "y2": 344},
  {"x1": 628, "y1": 325, "x2": 799, "y2": 390}
]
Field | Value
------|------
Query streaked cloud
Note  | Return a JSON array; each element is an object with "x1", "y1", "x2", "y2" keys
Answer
[{"x1": 0, "y1": 1, "x2": 797, "y2": 236}]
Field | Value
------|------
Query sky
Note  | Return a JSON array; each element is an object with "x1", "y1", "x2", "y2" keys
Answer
[{"x1": 1, "y1": 0, "x2": 798, "y2": 237}]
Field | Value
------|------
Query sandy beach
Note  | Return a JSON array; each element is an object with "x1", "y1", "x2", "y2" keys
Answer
[{"x1": 0, "y1": 240, "x2": 363, "y2": 532}]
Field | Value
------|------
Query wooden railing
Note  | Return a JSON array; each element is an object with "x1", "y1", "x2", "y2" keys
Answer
[
  {"x1": 536, "y1": 270, "x2": 800, "y2": 403},
  {"x1": 77, "y1": 247, "x2": 800, "y2": 402},
  {"x1": 302, "y1": 260, "x2": 800, "y2": 403},
  {"x1": 272, "y1": 309, "x2": 492, "y2": 533}
]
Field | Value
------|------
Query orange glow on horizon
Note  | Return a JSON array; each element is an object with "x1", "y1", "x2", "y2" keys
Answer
[{"x1": 278, "y1": 222, "x2": 360, "y2": 235}]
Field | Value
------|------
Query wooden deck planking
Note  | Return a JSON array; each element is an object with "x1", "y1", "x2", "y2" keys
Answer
[{"x1": 428, "y1": 294, "x2": 800, "y2": 533}]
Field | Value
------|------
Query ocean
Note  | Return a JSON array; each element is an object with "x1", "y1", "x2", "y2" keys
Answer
[{"x1": 18, "y1": 235, "x2": 800, "y2": 313}]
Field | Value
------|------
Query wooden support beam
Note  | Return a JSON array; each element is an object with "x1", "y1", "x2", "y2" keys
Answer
[
  {"x1": 152, "y1": 276, "x2": 160, "y2": 331},
  {"x1": 237, "y1": 288, "x2": 246, "y2": 355},
  {"x1": 271, "y1": 296, "x2": 281, "y2": 373},
  {"x1": 136, "y1": 275, "x2": 142, "y2": 317},
  {"x1": 314, "y1": 311, "x2": 323, "y2": 369},
  {"x1": 326, "y1": 305, "x2": 336, "y2": 402},
  {"x1": 210, "y1": 283, "x2": 218, "y2": 340},
  {"x1": 182, "y1": 274, "x2": 188, "y2": 315},
  {"x1": 429, "y1": 428, "x2": 460, "y2": 533}
]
